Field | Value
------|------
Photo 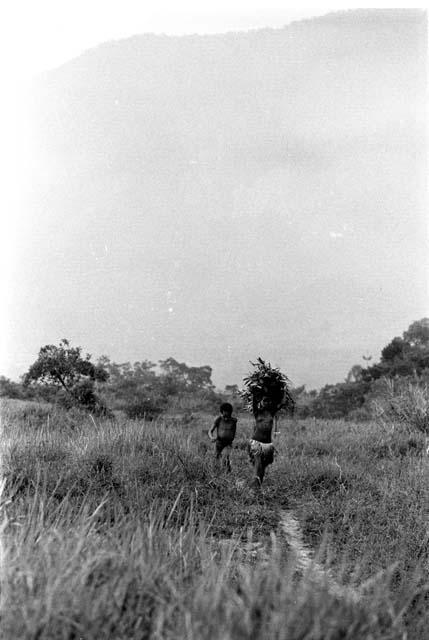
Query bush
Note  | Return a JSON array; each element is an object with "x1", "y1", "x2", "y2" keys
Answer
[
  {"x1": 122, "y1": 395, "x2": 166, "y2": 420},
  {"x1": 371, "y1": 379, "x2": 429, "y2": 434},
  {"x1": 51, "y1": 381, "x2": 111, "y2": 417}
]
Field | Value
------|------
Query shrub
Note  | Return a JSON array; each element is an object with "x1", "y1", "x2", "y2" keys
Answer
[
  {"x1": 371, "y1": 379, "x2": 429, "y2": 434},
  {"x1": 122, "y1": 395, "x2": 166, "y2": 420}
]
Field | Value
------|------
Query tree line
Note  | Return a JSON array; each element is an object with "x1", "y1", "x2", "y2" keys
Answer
[
  {"x1": 1, "y1": 318, "x2": 428, "y2": 420},
  {"x1": 0, "y1": 340, "x2": 221, "y2": 419},
  {"x1": 293, "y1": 318, "x2": 429, "y2": 419}
]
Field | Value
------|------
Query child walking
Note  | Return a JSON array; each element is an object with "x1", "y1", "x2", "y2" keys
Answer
[
  {"x1": 209, "y1": 402, "x2": 237, "y2": 472},
  {"x1": 243, "y1": 358, "x2": 294, "y2": 489},
  {"x1": 248, "y1": 395, "x2": 279, "y2": 487}
]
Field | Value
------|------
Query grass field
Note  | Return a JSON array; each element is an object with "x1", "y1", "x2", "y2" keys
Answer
[{"x1": 1, "y1": 399, "x2": 429, "y2": 639}]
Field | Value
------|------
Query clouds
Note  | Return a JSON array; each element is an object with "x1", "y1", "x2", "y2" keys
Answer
[{"x1": 5, "y1": 10, "x2": 427, "y2": 388}]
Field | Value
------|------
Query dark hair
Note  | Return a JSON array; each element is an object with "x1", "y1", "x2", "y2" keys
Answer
[{"x1": 220, "y1": 402, "x2": 233, "y2": 414}]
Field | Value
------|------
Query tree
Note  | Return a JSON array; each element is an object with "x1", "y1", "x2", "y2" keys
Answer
[
  {"x1": 345, "y1": 365, "x2": 364, "y2": 383},
  {"x1": 310, "y1": 381, "x2": 370, "y2": 419},
  {"x1": 381, "y1": 337, "x2": 407, "y2": 364},
  {"x1": 298, "y1": 318, "x2": 429, "y2": 420},
  {"x1": 364, "y1": 319, "x2": 429, "y2": 382},
  {"x1": 0, "y1": 376, "x2": 26, "y2": 399},
  {"x1": 224, "y1": 384, "x2": 240, "y2": 397},
  {"x1": 23, "y1": 339, "x2": 108, "y2": 411},
  {"x1": 158, "y1": 357, "x2": 214, "y2": 393},
  {"x1": 97, "y1": 357, "x2": 156, "y2": 386},
  {"x1": 403, "y1": 318, "x2": 429, "y2": 348},
  {"x1": 97, "y1": 356, "x2": 165, "y2": 419}
]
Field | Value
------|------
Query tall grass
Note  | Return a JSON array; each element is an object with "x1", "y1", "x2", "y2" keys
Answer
[
  {"x1": 371, "y1": 379, "x2": 429, "y2": 435},
  {"x1": 1, "y1": 399, "x2": 429, "y2": 638}
]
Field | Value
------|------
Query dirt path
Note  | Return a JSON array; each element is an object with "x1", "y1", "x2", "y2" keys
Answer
[{"x1": 278, "y1": 509, "x2": 362, "y2": 603}]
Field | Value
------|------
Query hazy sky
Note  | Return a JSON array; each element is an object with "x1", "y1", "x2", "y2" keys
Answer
[
  {"x1": 4, "y1": 2, "x2": 422, "y2": 79},
  {"x1": 2, "y1": 3, "x2": 326, "y2": 385},
  {"x1": 1, "y1": 4, "x2": 428, "y2": 390},
  {"x1": 2, "y1": 2, "x2": 349, "y2": 83}
]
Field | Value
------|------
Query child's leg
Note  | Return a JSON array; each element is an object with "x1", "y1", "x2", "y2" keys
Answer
[
  {"x1": 253, "y1": 455, "x2": 266, "y2": 486},
  {"x1": 216, "y1": 441, "x2": 232, "y2": 471},
  {"x1": 254, "y1": 448, "x2": 275, "y2": 486},
  {"x1": 223, "y1": 446, "x2": 232, "y2": 472}
]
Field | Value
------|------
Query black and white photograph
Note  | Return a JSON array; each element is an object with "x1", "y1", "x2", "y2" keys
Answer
[{"x1": 1, "y1": 3, "x2": 428, "y2": 638}]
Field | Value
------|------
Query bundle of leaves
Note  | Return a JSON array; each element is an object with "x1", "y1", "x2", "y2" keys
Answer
[{"x1": 242, "y1": 358, "x2": 294, "y2": 415}]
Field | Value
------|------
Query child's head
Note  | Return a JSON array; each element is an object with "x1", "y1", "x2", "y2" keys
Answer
[{"x1": 220, "y1": 402, "x2": 233, "y2": 418}]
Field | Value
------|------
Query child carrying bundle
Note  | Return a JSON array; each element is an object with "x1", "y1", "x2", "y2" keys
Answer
[{"x1": 242, "y1": 358, "x2": 294, "y2": 488}]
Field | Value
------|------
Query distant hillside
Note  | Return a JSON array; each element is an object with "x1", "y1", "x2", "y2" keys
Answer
[{"x1": 18, "y1": 9, "x2": 427, "y2": 388}]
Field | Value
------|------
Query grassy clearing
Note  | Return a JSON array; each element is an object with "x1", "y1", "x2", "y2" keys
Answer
[{"x1": 1, "y1": 399, "x2": 429, "y2": 639}]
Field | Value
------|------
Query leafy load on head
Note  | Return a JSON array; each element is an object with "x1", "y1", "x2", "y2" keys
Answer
[{"x1": 242, "y1": 357, "x2": 294, "y2": 415}]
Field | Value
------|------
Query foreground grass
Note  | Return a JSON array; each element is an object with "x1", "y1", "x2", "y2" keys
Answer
[{"x1": 1, "y1": 399, "x2": 429, "y2": 639}]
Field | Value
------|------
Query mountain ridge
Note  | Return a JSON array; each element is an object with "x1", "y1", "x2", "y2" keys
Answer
[
  {"x1": 14, "y1": 9, "x2": 427, "y2": 389},
  {"x1": 36, "y1": 8, "x2": 426, "y2": 80}
]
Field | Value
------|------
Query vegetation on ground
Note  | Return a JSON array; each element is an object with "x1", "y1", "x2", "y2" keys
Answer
[
  {"x1": 1, "y1": 319, "x2": 429, "y2": 637},
  {"x1": 1, "y1": 398, "x2": 429, "y2": 639},
  {"x1": 293, "y1": 318, "x2": 429, "y2": 419}
]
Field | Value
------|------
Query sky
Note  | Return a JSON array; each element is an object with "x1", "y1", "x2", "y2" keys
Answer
[
  {"x1": 1, "y1": 3, "x2": 322, "y2": 383},
  {"x1": 4, "y1": 4, "x2": 330, "y2": 78},
  {"x1": 1, "y1": 2, "x2": 428, "y2": 389},
  {"x1": 3, "y1": 1, "x2": 424, "y2": 78}
]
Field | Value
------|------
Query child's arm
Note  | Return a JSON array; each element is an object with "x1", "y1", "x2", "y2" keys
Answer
[
  {"x1": 273, "y1": 414, "x2": 280, "y2": 437},
  {"x1": 208, "y1": 417, "x2": 220, "y2": 441}
]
